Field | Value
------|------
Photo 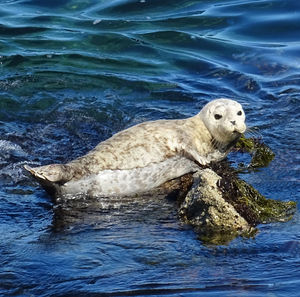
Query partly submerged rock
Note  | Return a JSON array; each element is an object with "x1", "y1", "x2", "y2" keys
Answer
[
  {"x1": 178, "y1": 136, "x2": 296, "y2": 244},
  {"x1": 178, "y1": 164, "x2": 296, "y2": 244},
  {"x1": 178, "y1": 169, "x2": 254, "y2": 244}
]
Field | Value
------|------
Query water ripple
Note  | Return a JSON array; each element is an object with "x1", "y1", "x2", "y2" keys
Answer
[{"x1": 1, "y1": 0, "x2": 300, "y2": 296}]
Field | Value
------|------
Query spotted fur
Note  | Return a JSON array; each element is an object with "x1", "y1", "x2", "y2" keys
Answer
[{"x1": 25, "y1": 98, "x2": 246, "y2": 197}]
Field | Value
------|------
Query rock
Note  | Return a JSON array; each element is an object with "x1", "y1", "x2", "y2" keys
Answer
[
  {"x1": 178, "y1": 152, "x2": 296, "y2": 244},
  {"x1": 179, "y1": 169, "x2": 254, "y2": 244}
]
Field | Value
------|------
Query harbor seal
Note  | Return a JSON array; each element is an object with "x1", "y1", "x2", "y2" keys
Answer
[{"x1": 25, "y1": 98, "x2": 246, "y2": 198}]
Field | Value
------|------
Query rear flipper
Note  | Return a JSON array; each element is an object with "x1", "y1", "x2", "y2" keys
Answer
[{"x1": 24, "y1": 164, "x2": 72, "y2": 196}]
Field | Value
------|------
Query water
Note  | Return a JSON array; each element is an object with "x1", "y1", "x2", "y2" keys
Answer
[{"x1": 0, "y1": 0, "x2": 299, "y2": 296}]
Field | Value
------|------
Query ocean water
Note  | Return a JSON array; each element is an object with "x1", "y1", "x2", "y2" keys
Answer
[{"x1": 0, "y1": 0, "x2": 299, "y2": 296}]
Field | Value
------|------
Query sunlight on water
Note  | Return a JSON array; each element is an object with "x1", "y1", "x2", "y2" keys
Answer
[{"x1": 0, "y1": 0, "x2": 299, "y2": 296}]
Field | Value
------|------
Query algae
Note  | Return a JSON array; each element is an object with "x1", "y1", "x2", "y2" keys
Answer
[
  {"x1": 232, "y1": 136, "x2": 295, "y2": 224},
  {"x1": 235, "y1": 135, "x2": 275, "y2": 168},
  {"x1": 218, "y1": 172, "x2": 296, "y2": 226}
]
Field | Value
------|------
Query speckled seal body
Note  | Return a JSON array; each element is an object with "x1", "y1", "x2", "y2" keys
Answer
[{"x1": 25, "y1": 98, "x2": 246, "y2": 197}]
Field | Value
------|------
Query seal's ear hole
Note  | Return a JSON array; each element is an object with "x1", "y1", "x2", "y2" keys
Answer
[
  {"x1": 214, "y1": 114, "x2": 222, "y2": 120},
  {"x1": 237, "y1": 111, "x2": 242, "y2": 116}
]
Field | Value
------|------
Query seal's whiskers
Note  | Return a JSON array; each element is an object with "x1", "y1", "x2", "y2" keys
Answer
[{"x1": 245, "y1": 127, "x2": 262, "y2": 139}]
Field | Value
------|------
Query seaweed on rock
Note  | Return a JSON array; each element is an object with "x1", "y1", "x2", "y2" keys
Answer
[
  {"x1": 178, "y1": 169, "x2": 255, "y2": 245},
  {"x1": 178, "y1": 136, "x2": 296, "y2": 244}
]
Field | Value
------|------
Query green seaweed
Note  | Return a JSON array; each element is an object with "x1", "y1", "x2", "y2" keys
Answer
[
  {"x1": 232, "y1": 136, "x2": 296, "y2": 223},
  {"x1": 235, "y1": 135, "x2": 275, "y2": 168},
  {"x1": 218, "y1": 174, "x2": 296, "y2": 226},
  {"x1": 235, "y1": 135, "x2": 257, "y2": 151},
  {"x1": 196, "y1": 227, "x2": 258, "y2": 246}
]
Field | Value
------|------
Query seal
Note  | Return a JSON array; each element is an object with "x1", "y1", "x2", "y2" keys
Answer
[{"x1": 25, "y1": 98, "x2": 246, "y2": 198}]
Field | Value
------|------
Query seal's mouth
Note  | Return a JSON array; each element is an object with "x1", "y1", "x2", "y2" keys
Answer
[
  {"x1": 233, "y1": 131, "x2": 242, "y2": 137},
  {"x1": 213, "y1": 131, "x2": 242, "y2": 153},
  {"x1": 223, "y1": 131, "x2": 242, "y2": 152}
]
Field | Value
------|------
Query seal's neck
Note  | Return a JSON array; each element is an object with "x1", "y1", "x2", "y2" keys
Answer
[{"x1": 187, "y1": 115, "x2": 212, "y2": 142}]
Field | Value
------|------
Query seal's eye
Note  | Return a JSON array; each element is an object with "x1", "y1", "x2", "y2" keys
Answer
[
  {"x1": 214, "y1": 114, "x2": 222, "y2": 120},
  {"x1": 237, "y1": 111, "x2": 242, "y2": 116}
]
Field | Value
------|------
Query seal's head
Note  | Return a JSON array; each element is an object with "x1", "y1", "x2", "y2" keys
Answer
[{"x1": 199, "y1": 98, "x2": 246, "y2": 145}]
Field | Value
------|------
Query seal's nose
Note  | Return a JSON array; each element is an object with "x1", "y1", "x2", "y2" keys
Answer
[{"x1": 231, "y1": 120, "x2": 236, "y2": 125}]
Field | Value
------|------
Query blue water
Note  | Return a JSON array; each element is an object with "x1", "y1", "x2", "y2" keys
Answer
[{"x1": 0, "y1": 0, "x2": 300, "y2": 296}]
